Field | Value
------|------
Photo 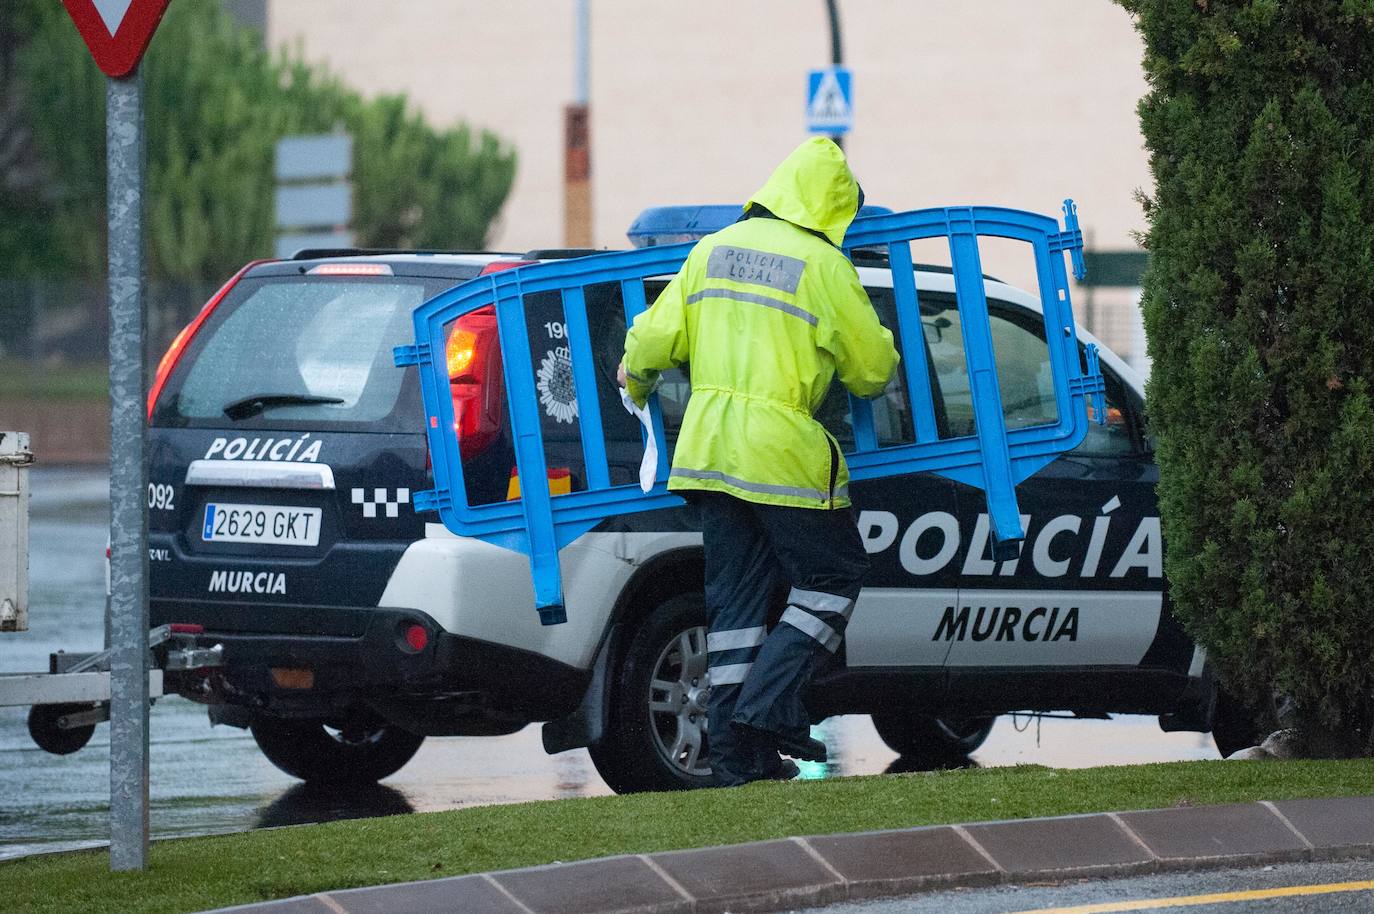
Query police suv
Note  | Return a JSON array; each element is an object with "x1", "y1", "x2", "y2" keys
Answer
[{"x1": 145, "y1": 212, "x2": 1251, "y2": 792}]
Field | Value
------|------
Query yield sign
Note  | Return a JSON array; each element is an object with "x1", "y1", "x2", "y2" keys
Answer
[{"x1": 62, "y1": 0, "x2": 170, "y2": 78}]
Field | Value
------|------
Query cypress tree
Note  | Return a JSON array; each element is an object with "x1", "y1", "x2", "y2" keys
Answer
[{"x1": 1119, "y1": 0, "x2": 1374, "y2": 755}]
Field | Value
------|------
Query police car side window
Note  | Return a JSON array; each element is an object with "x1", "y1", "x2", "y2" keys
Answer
[
  {"x1": 625, "y1": 281, "x2": 692, "y2": 442},
  {"x1": 923, "y1": 297, "x2": 1141, "y2": 456},
  {"x1": 816, "y1": 286, "x2": 915, "y2": 450},
  {"x1": 1074, "y1": 360, "x2": 1139, "y2": 457},
  {"x1": 923, "y1": 300, "x2": 973, "y2": 438},
  {"x1": 926, "y1": 300, "x2": 1058, "y2": 438}
]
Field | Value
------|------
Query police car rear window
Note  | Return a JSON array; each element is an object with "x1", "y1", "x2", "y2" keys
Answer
[{"x1": 160, "y1": 275, "x2": 455, "y2": 432}]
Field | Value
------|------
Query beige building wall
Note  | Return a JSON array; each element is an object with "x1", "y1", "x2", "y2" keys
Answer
[{"x1": 267, "y1": 1, "x2": 1150, "y2": 357}]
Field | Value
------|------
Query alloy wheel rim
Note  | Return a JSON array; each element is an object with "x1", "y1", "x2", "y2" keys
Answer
[{"x1": 647, "y1": 625, "x2": 712, "y2": 778}]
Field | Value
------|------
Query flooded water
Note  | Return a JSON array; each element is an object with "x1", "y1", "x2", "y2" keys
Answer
[{"x1": 0, "y1": 468, "x2": 1217, "y2": 860}]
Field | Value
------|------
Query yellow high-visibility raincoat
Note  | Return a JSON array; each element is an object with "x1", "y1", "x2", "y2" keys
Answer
[{"x1": 623, "y1": 137, "x2": 899, "y2": 509}]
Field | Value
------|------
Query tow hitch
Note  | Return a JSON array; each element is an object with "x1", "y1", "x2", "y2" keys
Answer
[{"x1": 1, "y1": 623, "x2": 224, "y2": 756}]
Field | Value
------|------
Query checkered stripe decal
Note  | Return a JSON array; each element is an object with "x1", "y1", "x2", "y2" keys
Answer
[{"x1": 351, "y1": 487, "x2": 410, "y2": 518}]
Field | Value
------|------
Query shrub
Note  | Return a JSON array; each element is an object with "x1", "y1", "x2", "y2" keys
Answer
[{"x1": 1119, "y1": 0, "x2": 1374, "y2": 754}]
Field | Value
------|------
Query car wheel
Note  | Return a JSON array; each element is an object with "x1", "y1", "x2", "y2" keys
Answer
[
  {"x1": 1210, "y1": 688, "x2": 1269, "y2": 758},
  {"x1": 870, "y1": 712, "x2": 996, "y2": 763},
  {"x1": 589, "y1": 593, "x2": 715, "y2": 793},
  {"x1": 249, "y1": 715, "x2": 424, "y2": 784}
]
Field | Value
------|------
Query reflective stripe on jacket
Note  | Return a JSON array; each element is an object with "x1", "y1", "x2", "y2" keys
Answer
[{"x1": 622, "y1": 137, "x2": 900, "y2": 509}]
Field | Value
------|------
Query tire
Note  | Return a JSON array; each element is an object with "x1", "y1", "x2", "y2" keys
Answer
[
  {"x1": 1210, "y1": 688, "x2": 1269, "y2": 758},
  {"x1": 27, "y1": 703, "x2": 98, "y2": 755},
  {"x1": 249, "y1": 715, "x2": 424, "y2": 784},
  {"x1": 870, "y1": 712, "x2": 996, "y2": 763},
  {"x1": 589, "y1": 594, "x2": 716, "y2": 793}
]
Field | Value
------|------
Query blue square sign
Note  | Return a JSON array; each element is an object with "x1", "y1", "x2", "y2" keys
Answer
[{"x1": 806, "y1": 66, "x2": 853, "y2": 135}]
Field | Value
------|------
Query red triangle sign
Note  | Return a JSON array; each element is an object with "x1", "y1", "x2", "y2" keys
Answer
[{"x1": 62, "y1": 0, "x2": 171, "y2": 78}]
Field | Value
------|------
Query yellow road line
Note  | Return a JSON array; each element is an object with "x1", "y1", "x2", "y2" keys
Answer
[{"x1": 1003, "y1": 880, "x2": 1374, "y2": 914}]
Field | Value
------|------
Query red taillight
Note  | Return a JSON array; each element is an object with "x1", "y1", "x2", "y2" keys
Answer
[
  {"x1": 404, "y1": 624, "x2": 429, "y2": 652},
  {"x1": 169, "y1": 623, "x2": 205, "y2": 635},
  {"x1": 440, "y1": 261, "x2": 530, "y2": 459},
  {"x1": 146, "y1": 260, "x2": 274, "y2": 420},
  {"x1": 446, "y1": 305, "x2": 503, "y2": 460},
  {"x1": 478, "y1": 260, "x2": 535, "y2": 276}
]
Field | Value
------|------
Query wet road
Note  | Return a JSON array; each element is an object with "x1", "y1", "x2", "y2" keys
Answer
[{"x1": 0, "y1": 468, "x2": 1219, "y2": 860}]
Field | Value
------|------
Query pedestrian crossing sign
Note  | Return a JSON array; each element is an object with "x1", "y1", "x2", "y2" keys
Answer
[{"x1": 806, "y1": 66, "x2": 853, "y2": 135}]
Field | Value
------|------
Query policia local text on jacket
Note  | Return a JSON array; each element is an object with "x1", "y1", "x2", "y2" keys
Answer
[{"x1": 622, "y1": 137, "x2": 900, "y2": 785}]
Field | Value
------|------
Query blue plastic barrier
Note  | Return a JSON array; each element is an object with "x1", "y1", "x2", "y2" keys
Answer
[{"x1": 395, "y1": 201, "x2": 1105, "y2": 625}]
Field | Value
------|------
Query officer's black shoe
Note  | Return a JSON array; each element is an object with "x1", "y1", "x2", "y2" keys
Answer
[
  {"x1": 731, "y1": 720, "x2": 828, "y2": 763},
  {"x1": 760, "y1": 757, "x2": 801, "y2": 781},
  {"x1": 733, "y1": 757, "x2": 798, "y2": 785}
]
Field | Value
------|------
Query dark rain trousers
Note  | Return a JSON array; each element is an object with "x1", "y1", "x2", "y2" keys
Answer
[{"x1": 696, "y1": 491, "x2": 870, "y2": 786}]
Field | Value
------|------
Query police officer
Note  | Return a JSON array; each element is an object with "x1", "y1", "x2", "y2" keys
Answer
[{"x1": 620, "y1": 137, "x2": 900, "y2": 786}]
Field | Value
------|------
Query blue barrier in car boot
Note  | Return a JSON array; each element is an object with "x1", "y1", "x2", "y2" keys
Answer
[{"x1": 395, "y1": 200, "x2": 1105, "y2": 624}]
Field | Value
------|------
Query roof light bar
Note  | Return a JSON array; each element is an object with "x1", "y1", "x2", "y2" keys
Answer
[{"x1": 626, "y1": 204, "x2": 894, "y2": 248}]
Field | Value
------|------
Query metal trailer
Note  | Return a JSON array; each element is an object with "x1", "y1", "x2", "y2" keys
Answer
[{"x1": 0, "y1": 432, "x2": 223, "y2": 755}]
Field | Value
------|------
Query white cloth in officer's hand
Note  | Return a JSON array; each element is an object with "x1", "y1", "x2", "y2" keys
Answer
[{"x1": 619, "y1": 387, "x2": 658, "y2": 493}]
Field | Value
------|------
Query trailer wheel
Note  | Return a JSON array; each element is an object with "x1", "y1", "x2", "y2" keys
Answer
[
  {"x1": 28, "y1": 703, "x2": 98, "y2": 755},
  {"x1": 589, "y1": 594, "x2": 715, "y2": 793},
  {"x1": 870, "y1": 712, "x2": 995, "y2": 764},
  {"x1": 250, "y1": 716, "x2": 424, "y2": 784}
]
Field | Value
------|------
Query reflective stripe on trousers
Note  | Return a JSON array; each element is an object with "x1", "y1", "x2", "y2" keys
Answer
[
  {"x1": 779, "y1": 587, "x2": 855, "y2": 654},
  {"x1": 707, "y1": 625, "x2": 766, "y2": 685}
]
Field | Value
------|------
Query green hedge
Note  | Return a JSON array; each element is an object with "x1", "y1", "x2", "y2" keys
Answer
[{"x1": 1120, "y1": 0, "x2": 1374, "y2": 754}]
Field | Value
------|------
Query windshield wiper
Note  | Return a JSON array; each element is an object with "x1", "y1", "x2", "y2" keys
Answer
[{"x1": 222, "y1": 393, "x2": 345, "y2": 420}]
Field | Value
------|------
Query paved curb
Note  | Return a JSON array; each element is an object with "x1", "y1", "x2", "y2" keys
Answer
[{"x1": 204, "y1": 796, "x2": 1374, "y2": 914}]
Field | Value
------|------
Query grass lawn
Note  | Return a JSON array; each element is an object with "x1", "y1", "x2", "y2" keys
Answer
[
  {"x1": 5, "y1": 759, "x2": 1373, "y2": 914},
  {"x1": 0, "y1": 360, "x2": 109, "y2": 401}
]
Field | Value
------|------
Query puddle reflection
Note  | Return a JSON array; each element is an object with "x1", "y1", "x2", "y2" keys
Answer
[
  {"x1": 884, "y1": 755, "x2": 979, "y2": 775},
  {"x1": 257, "y1": 782, "x2": 414, "y2": 829}
]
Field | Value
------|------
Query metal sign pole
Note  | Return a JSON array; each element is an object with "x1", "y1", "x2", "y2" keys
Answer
[
  {"x1": 106, "y1": 70, "x2": 150, "y2": 873},
  {"x1": 824, "y1": 0, "x2": 844, "y2": 151}
]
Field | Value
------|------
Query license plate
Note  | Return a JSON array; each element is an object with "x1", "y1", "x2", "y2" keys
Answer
[{"x1": 202, "y1": 503, "x2": 321, "y2": 546}]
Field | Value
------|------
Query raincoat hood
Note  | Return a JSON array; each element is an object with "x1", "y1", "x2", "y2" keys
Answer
[{"x1": 744, "y1": 137, "x2": 860, "y2": 248}]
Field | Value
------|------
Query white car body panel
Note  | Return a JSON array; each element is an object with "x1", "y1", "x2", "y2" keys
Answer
[{"x1": 378, "y1": 526, "x2": 703, "y2": 670}]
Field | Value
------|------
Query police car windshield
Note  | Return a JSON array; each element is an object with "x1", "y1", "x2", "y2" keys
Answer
[{"x1": 160, "y1": 275, "x2": 457, "y2": 433}]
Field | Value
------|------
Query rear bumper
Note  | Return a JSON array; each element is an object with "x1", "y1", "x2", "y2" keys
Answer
[{"x1": 153, "y1": 601, "x2": 588, "y2": 725}]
